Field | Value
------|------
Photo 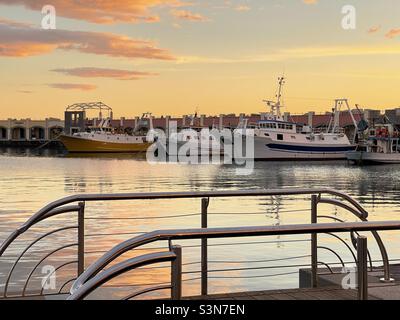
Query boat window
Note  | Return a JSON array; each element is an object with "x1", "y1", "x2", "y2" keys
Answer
[
  {"x1": 291, "y1": 136, "x2": 296, "y2": 139},
  {"x1": 286, "y1": 124, "x2": 293, "y2": 130},
  {"x1": 277, "y1": 134, "x2": 284, "y2": 141},
  {"x1": 278, "y1": 124, "x2": 285, "y2": 129},
  {"x1": 264, "y1": 133, "x2": 270, "y2": 137}
]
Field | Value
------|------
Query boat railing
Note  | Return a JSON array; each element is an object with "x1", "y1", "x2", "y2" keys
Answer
[
  {"x1": 68, "y1": 221, "x2": 400, "y2": 300},
  {"x1": 0, "y1": 188, "x2": 393, "y2": 299}
]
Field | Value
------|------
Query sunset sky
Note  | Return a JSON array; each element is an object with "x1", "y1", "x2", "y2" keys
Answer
[{"x1": 1, "y1": 0, "x2": 400, "y2": 119}]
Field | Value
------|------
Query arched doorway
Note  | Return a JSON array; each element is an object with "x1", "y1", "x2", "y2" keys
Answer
[
  {"x1": 11, "y1": 127, "x2": 26, "y2": 140},
  {"x1": 30, "y1": 126, "x2": 45, "y2": 140},
  {"x1": 0, "y1": 127, "x2": 7, "y2": 140}
]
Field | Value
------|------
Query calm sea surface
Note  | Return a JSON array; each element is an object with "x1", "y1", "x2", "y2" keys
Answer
[{"x1": 0, "y1": 147, "x2": 400, "y2": 298}]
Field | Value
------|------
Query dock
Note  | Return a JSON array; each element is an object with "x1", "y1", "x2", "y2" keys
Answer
[{"x1": 186, "y1": 288, "x2": 374, "y2": 300}]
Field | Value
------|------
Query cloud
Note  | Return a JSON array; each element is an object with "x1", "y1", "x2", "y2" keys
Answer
[
  {"x1": 235, "y1": 5, "x2": 250, "y2": 12},
  {"x1": 178, "y1": 44, "x2": 400, "y2": 64},
  {"x1": 303, "y1": 0, "x2": 318, "y2": 4},
  {"x1": 171, "y1": 9, "x2": 208, "y2": 21},
  {"x1": 367, "y1": 25, "x2": 381, "y2": 34},
  {"x1": 0, "y1": 0, "x2": 189, "y2": 24},
  {"x1": 0, "y1": 20, "x2": 175, "y2": 59},
  {"x1": 0, "y1": 17, "x2": 33, "y2": 27},
  {"x1": 51, "y1": 67, "x2": 158, "y2": 80},
  {"x1": 47, "y1": 83, "x2": 97, "y2": 91},
  {"x1": 385, "y1": 29, "x2": 400, "y2": 39}
]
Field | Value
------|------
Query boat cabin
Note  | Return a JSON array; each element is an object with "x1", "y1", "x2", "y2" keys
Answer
[{"x1": 367, "y1": 124, "x2": 400, "y2": 154}]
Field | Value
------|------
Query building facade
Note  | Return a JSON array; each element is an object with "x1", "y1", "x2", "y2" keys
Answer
[{"x1": 0, "y1": 118, "x2": 64, "y2": 142}]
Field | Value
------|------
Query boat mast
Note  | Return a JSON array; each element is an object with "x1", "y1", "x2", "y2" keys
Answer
[
  {"x1": 275, "y1": 76, "x2": 285, "y2": 117},
  {"x1": 263, "y1": 76, "x2": 285, "y2": 119}
]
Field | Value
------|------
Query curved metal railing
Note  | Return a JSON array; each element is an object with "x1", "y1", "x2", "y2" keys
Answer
[
  {"x1": 68, "y1": 220, "x2": 400, "y2": 300},
  {"x1": 0, "y1": 203, "x2": 85, "y2": 297},
  {"x1": 0, "y1": 188, "x2": 393, "y2": 298}
]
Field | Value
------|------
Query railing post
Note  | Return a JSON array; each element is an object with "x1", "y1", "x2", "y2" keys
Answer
[
  {"x1": 311, "y1": 194, "x2": 318, "y2": 288},
  {"x1": 357, "y1": 236, "x2": 368, "y2": 300},
  {"x1": 171, "y1": 245, "x2": 182, "y2": 300},
  {"x1": 78, "y1": 201, "x2": 85, "y2": 276},
  {"x1": 201, "y1": 198, "x2": 209, "y2": 297}
]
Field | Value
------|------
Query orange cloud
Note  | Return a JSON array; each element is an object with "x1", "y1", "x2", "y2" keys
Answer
[
  {"x1": 51, "y1": 67, "x2": 158, "y2": 80},
  {"x1": 385, "y1": 28, "x2": 400, "y2": 39},
  {"x1": 0, "y1": 20, "x2": 175, "y2": 59},
  {"x1": 303, "y1": 0, "x2": 318, "y2": 4},
  {"x1": 47, "y1": 83, "x2": 97, "y2": 91},
  {"x1": 0, "y1": 0, "x2": 189, "y2": 24},
  {"x1": 171, "y1": 9, "x2": 207, "y2": 21},
  {"x1": 367, "y1": 25, "x2": 381, "y2": 34}
]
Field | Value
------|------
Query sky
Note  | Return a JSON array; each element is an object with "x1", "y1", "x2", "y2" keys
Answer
[{"x1": 1, "y1": 0, "x2": 400, "y2": 119}]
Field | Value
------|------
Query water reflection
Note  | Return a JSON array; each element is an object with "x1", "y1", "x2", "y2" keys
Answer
[{"x1": 0, "y1": 148, "x2": 400, "y2": 297}]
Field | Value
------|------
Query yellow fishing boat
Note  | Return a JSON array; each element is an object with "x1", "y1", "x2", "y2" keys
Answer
[{"x1": 59, "y1": 118, "x2": 152, "y2": 153}]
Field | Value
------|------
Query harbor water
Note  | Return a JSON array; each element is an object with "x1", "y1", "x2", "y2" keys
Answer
[{"x1": 1, "y1": 148, "x2": 400, "y2": 298}]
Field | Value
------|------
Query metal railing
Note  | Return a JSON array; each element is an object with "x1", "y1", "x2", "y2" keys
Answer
[
  {"x1": 0, "y1": 202, "x2": 85, "y2": 297},
  {"x1": 0, "y1": 188, "x2": 393, "y2": 298},
  {"x1": 68, "y1": 220, "x2": 400, "y2": 300}
]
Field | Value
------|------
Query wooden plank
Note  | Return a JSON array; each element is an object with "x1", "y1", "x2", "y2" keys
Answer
[{"x1": 185, "y1": 287, "x2": 381, "y2": 300}]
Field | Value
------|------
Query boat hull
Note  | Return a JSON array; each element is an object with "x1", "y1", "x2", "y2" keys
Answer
[
  {"x1": 167, "y1": 141, "x2": 223, "y2": 156},
  {"x1": 59, "y1": 135, "x2": 151, "y2": 153},
  {"x1": 346, "y1": 151, "x2": 400, "y2": 164},
  {"x1": 252, "y1": 137, "x2": 356, "y2": 160}
]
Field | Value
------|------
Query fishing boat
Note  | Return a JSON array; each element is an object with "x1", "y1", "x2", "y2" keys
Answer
[
  {"x1": 59, "y1": 115, "x2": 152, "y2": 153},
  {"x1": 346, "y1": 124, "x2": 400, "y2": 164},
  {"x1": 239, "y1": 77, "x2": 357, "y2": 160}
]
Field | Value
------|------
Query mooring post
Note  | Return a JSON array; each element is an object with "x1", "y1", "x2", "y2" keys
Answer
[
  {"x1": 171, "y1": 245, "x2": 182, "y2": 300},
  {"x1": 77, "y1": 201, "x2": 85, "y2": 276},
  {"x1": 201, "y1": 197, "x2": 209, "y2": 296},
  {"x1": 311, "y1": 194, "x2": 318, "y2": 288},
  {"x1": 357, "y1": 236, "x2": 368, "y2": 300}
]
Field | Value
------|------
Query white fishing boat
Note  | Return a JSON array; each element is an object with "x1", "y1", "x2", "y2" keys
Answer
[
  {"x1": 346, "y1": 124, "x2": 400, "y2": 164},
  {"x1": 239, "y1": 77, "x2": 357, "y2": 160},
  {"x1": 168, "y1": 126, "x2": 223, "y2": 156}
]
